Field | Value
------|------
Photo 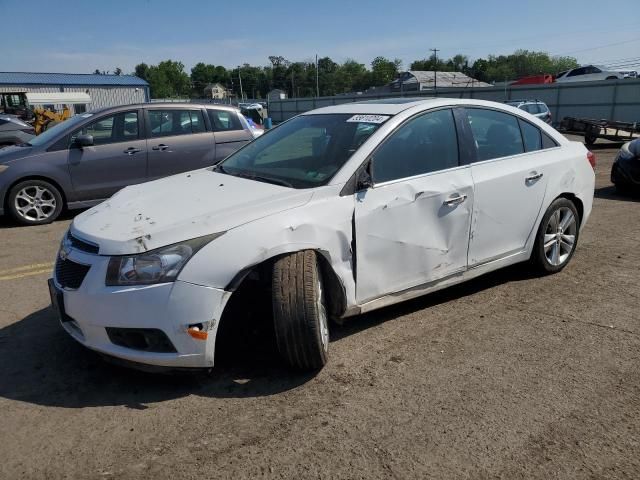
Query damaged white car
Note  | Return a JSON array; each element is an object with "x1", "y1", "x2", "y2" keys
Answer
[{"x1": 49, "y1": 98, "x2": 595, "y2": 371}]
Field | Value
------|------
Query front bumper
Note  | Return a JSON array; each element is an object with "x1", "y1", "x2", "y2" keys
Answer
[{"x1": 51, "y1": 247, "x2": 231, "y2": 368}]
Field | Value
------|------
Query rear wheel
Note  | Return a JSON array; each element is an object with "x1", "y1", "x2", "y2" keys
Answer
[
  {"x1": 272, "y1": 250, "x2": 329, "y2": 370},
  {"x1": 7, "y1": 179, "x2": 63, "y2": 225},
  {"x1": 531, "y1": 198, "x2": 580, "y2": 273}
]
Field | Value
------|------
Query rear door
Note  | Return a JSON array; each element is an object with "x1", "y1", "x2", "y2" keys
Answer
[
  {"x1": 464, "y1": 108, "x2": 553, "y2": 266},
  {"x1": 67, "y1": 109, "x2": 147, "y2": 201},
  {"x1": 207, "y1": 109, "x2": 253, "y2": 161},
  {"x1": 145, "y1": 107, "x2": 216, "y2": 179},
  {"x1": 355, "y1": 108, "x2": 474, "y2": 303}
]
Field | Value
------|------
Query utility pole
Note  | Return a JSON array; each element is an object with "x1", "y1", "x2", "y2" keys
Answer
[
  {"x1": 430, "y1": 48, "x2": 440, "y2": 93},
  {"x1": 237, "y1": 66, "x2": 244, "y2": 101},
  {"x1": 291, "y1": 70, "x2": 295, "y2": 98},
  {"x1": 315, "y1": 54, "x2": 320, "y2": 97}
]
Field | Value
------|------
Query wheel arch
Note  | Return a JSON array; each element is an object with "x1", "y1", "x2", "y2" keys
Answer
[
  {"x1": 225, "y1": 247, "x2": 348, "y2": 319},
  {"x1": 556, "y1": 192, "x2": 584, "y2": 226}
]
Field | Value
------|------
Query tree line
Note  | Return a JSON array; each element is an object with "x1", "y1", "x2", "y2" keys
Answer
[{"x1": 100, "y1": 50, "x2": 579, "y2": 99}]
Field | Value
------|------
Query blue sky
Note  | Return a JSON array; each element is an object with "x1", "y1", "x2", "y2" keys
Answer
[{"x1": 1, "y1": 0, "x2": 639, "y2": 73}]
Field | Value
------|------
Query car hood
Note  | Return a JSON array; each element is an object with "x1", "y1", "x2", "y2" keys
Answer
[
  {"x1": 71, "y1": 168, "x2": 314, "y2": 255},
  {"x1": 0, "y1": 145, "x2": 38, "y2": 164}
]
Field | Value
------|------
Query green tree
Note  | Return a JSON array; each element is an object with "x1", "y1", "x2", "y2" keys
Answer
[
  {"x1": 371, "y1": 56, "x2": 402, "y2": 86},
  {"x1": 141, "y1": 60, "x2": 190, "y2": 98},
  {"x1": 134, "y1": 63, "x2": 150, "y2": 81}
]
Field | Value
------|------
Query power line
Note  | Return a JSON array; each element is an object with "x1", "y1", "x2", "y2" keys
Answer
[{"x1": 554, "y1": 36, "x2": 640, "y2": 55}]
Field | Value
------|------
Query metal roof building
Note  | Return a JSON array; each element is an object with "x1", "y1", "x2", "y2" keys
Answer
[
  {"x1": 0, "y1": 72, "x2": 150, "y2": 113},
  {"x1": 390, "y1": 71, "x2": 490, "y2": 92}
]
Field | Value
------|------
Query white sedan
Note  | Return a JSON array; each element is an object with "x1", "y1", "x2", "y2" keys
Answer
[
  {"x1": 49, "y1": 98, "x2": 595, "y2": 371},
  {"x1": 555, "y1": 65, "x2": 623, "y2": 83}
]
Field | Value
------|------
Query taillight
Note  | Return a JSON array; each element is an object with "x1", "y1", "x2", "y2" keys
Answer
[{"x1": 587, "y1": 151, "x2": 596, "y2": 169}]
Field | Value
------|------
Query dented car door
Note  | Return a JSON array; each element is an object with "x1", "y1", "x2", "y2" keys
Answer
[{"x1": 354, "y1": 109, "x2": 474, "y2": 303}]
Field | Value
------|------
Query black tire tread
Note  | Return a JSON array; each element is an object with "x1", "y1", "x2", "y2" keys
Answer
[{"x1": 272, "y1": 250, "x2": 327, "y2": 370}]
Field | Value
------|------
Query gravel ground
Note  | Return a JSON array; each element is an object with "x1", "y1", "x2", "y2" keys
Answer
[{"x1": 0, "y1": 138, "x2": 638, "y2": 479}]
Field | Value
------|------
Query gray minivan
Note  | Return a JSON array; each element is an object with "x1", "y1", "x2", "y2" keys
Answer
[{"x1": 0, "y1": 103, "x2": 254, "y2": 225}]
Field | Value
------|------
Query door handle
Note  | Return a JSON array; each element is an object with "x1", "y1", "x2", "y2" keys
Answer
[
  {"x1": 152, "y1": 144, "x2": 169, "y2": 151},
  {"x1": 124, "y1": 147, "x2": 142, "y2": 155},
  {"x1": 525, "y1": 171, "x2": 543, "y2": 182},
  {"x1": 443, "y1": 193, "x2": 467, "y2": 207}
]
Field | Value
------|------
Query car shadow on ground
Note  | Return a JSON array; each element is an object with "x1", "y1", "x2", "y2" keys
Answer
[
  {"x1": 0, "y1": 209, "x2": 78, "y2": 229},
  {"x1": 595, "y1": 185, "x2": 640, "y2": 202},
  {"x1": 0, "y1": 264, "x2": 540, "y2": 409}
]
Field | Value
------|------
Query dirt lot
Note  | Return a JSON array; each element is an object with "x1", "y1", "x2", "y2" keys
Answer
[{"x1": 0, "y1": 139, "x2": 638, "y2": 479}]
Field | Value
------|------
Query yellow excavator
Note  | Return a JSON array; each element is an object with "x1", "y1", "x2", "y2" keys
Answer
[{"x1": 32, "y1": 106, "x2": 72, "y2": 134}]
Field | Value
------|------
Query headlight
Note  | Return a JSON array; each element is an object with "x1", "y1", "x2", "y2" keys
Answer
[{"x1": 105, "y1": 233, "x2": 223, "y2": 286}]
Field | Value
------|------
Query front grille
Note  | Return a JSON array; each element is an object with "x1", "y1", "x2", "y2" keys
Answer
[
  {"x1": 55, "y1": 258, "x2": 91, "y2": 290},
  {"x1": 106, "y1": 328, "x2": 177, "y2": 353},
  {"x1": 67, "y1": 232, "x2": 99, "y2": 254}
]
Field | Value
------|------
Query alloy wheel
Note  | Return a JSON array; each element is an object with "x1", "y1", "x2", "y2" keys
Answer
[
  {"x1": 543, "y1": 206, "x2": 577, "y2": 266},
  {"x1": 14, "y1": 185, "x2": 57, "y2": 222}
]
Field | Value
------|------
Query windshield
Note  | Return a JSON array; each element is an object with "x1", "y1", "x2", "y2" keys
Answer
[
  {"x1": 218, "y1": 113, "x2": 388, "y2": 188},
  {"x1": 26, "y1": 113, "x2": 93, "y2": 147}
]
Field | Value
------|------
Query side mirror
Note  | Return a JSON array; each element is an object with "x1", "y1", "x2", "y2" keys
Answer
[
  {"x1": 356, "y1": 161, "x2": 374, "y2": 191},
  {"x1": 75, "y1": 134, "x2": 94, "y2": 148}
]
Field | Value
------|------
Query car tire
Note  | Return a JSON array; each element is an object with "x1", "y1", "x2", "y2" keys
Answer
[
  {"x1": 7, "y1": 179, "x2": 63, "y2": 225},
  {"x1": 605, "y1": 76, "x2": 618, "y2": 80},
  {"x1": 531, "y1": 198, "x2": 580, "y2": 274},
  {"x1": 272, "y1": 250, "x2": 329, "y2": 370}
]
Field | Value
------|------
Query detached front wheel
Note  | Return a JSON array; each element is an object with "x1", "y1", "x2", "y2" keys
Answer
[{"x1": 272, "y1": 250, "x2": 329, "y2": 370}]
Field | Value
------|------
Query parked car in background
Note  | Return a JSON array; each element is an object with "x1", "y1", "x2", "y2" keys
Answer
[
  {"x1": 49, "y1": 98, "x2": 595, "y2": 372},
  {"x1": 505, "y1": 100, "x2": 552, "y2": 124},
  {"x1": 611, "y1": 139, "x2": 640, "y2": 193},
  {"x1": 0, "y1": 114, "x2": 35, "y2": 147},
  {"x1": 0, "y1": 103, "x2": 254, "y2": 225},
  {"x1": 619, "y1": 70, "x2": 638, "y2": 79},
  {"x1": 555, "y1": 65, "x2": 623, "y2": 83},
  {"x1": 241, "y1": 115, "x2": 264, "y2": 138}
]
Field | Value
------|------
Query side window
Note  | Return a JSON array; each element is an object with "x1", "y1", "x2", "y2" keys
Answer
[
  {"x1": 568, "y1": 67, "x2": 586, "y2": 77},
  {"x1": 518, "y1": 119, "x2": 542, "y2": 152},
  {"x1": 372, "y1": 109, "x2": 459, "y2": 184},
  {"x1": 190, "y1": 110, "x2": 206, "y2": 133},
  {"x1": 537, "y1": 103, "x2": 548, "y2": 113},
  {"x1": 122, "y1": 112, "x2": 139, "y2": 139},
  {"x1": 542, "y1": 132, "x2": 558, "y2": 149},
  {"x1": 72, "y1": 111, "x2": 139, "y2": 146},
  {"x1": 149, "y1": 109, "x2": 204, "y2": 137},
  {"x1": 208, "y1": 109, "x2": 243, "y2": 131},
  {"x1": 467, "y1": 108, "x2": 524, "y2": 161}
]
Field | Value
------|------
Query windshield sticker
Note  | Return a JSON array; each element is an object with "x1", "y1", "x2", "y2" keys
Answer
[
  {"x1": 346, "y1": 114, "x2": 390, "y2": 124},
  {"x1": 81, "y1": 113, "x2": 94, "y2": 118}
]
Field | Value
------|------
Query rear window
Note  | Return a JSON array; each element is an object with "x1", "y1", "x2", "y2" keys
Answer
[{"x1": 208, "y1": 109, "x2": 243, "y2": 131}]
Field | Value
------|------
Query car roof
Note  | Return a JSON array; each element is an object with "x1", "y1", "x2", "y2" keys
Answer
[
  {"x1": 86, "y1": 102, "x2": 239, "y2": 116},
  {"x1": 304, "y1": 97, "x2": 525, "y2": 116}
]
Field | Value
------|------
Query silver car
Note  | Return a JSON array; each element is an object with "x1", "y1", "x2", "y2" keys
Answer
[
  {"x1": 0, "y1": 103, "x2": 254, "y2": 225},
  {"x1": 505, "y1": 100, "x2": 552, "y2": 124}
]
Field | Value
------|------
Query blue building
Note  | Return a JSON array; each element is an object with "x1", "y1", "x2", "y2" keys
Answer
[{"x1": 0, "y1": 72, "x2": 150, "y2": 114}]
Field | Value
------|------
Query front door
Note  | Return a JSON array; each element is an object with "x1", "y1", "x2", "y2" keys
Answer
[
  {"x1": 464, "y1": 107, "x2": 549, "y2": 266},
  {"x1": 67, "y1": 110, "x2": 147, "y2": 201},
  {"x1": 145, "y1": 108, "x2": 216, "y2": 179},
  {"x1": 355, "y1": 108, "x2": 474, "y2": 303}
]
